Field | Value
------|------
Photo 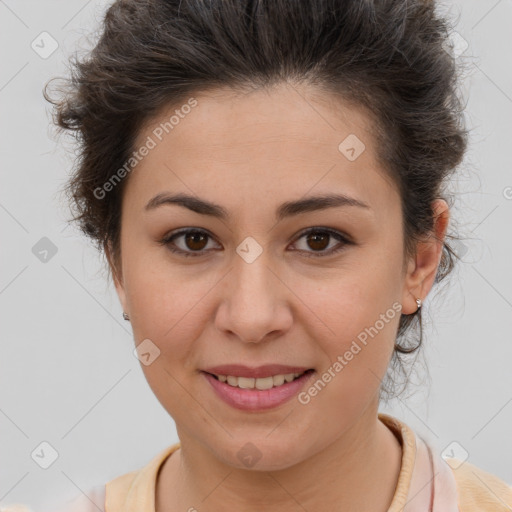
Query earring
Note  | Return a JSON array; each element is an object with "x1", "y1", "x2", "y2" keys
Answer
[
  {"x1": 415, "y1": 298, "x2": 422, "y2": 311},
  {"x1": 123, "y1": 312, "x2": 130, "y2": 321}
]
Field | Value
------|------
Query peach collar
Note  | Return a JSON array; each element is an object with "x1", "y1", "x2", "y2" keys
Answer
[{"x1": 106, "y1": 413, "x2": 460, "y2": 511}]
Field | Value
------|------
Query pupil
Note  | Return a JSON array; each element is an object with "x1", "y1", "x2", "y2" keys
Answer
[
  {"x1": 307, "y1": 232, "x2": 329, "y2": 251},
  {"x1": 186, "y1": 232, "x2": 207, "y2": 250}
]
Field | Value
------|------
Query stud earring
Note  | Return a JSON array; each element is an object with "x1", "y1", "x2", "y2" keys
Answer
[
  {"x1": 123, "y1": 312, "x2": 130, "y2": 321},
  {"x1": 415, "y1": 298, "x2": 422, "y2": 311}
]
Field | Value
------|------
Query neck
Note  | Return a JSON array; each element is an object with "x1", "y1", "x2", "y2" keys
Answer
[{"x1": 156, "y1": 408, "x2": 402, "y2": 512}]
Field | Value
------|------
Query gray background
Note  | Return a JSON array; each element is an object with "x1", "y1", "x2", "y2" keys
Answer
[{"x1": 1, "y1": 0, "x2": 511, "y2": 510}]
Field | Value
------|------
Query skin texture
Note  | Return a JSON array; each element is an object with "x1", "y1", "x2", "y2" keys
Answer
[{"x1": 106, "y1": 82, "x2": 449, "y2": 511}]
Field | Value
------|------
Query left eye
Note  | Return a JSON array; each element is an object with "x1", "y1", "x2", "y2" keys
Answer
[
  {"x1": 290, "y1": 228, "x2": 351, "y2": 258},
  {"x1": 159, "y1": 227, "x2": 351, "y2": 258}
]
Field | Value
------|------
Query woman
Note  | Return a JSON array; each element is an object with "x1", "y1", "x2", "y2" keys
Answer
[{"x1": 40, "y1": 0, "x2": 511, "y2": 510}]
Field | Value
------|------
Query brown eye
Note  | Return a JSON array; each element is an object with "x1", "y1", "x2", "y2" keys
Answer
[
  {"x1": 159, "y1": 229, "x2": 220, "y2": 257},
  {"x1": 183, "y1": 231, "x2": 209, "y2": 251},
  {"x1": 305, "y1": 232, "x2": 330, "y2": 251},
  {"x1": 160, "y1": 227, "x2": 352, "y2": 259},
  {"x1": 291, "y1": 228, "x2": 352, "y2": 258}
]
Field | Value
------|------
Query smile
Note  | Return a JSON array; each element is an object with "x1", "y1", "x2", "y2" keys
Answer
[
  {"x1": 208, "y1": 371, "x2": 310, "y2": 390},
  {"x1": 201, "y1": 369, "x2": 316, "y2": 411}
]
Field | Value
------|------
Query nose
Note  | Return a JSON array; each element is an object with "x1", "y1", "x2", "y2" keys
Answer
[{"x1": 214, "y1": 249, "x2": 293, "y2": 344}]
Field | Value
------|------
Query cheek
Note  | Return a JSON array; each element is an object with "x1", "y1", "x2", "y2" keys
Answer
[
  {"x1": 291, "y1": 258, "x2": 403, "y2": 397},
  {"x1": 127, "y1": 264, "x2": 213, "y2": 350},
  {"x1": 124, "y1": 260, "x2": 215, "y2": 415},
  {"x1": 120, "y1": 236, "x2": 216, "y2": 353},
  {"x1": 295, "y1": 291, "x2": 401, "y2": 424},
  {"x1": 293, "y1": 252, "x2": 403, "y2": 338}
]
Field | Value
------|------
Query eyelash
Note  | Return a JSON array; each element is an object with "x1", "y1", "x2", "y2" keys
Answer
[{"x1": 158, "y1": 227, "x2": 352, "y2": 259}]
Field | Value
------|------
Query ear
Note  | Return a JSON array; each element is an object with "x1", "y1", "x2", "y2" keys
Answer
[
  {"x1": 104, "y1": 241, "x2": 128, "y2": 315},
  {"x1": 401, "y1": 199, "x2": 450, "y2": 314}
]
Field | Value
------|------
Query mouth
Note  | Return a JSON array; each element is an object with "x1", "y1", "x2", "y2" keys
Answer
[
  {"x1": 203, "y1": 369, "x2": 315, "y2": 390},
  {"x1": 201, "y1": 367, "x2": 316, "y2": 411}
]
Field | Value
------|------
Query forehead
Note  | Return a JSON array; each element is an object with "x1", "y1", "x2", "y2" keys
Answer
[
  {"x1": 127, "y1": 83, "x2": 398, "y2": 217},
  {"x1": 135, "y1": 83, "x2": 374, "y2": 156}
]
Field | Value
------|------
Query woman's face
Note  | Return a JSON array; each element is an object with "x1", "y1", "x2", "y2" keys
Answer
[{"x1": 110, "y1": 83, "x2": 431, "y2": 469}]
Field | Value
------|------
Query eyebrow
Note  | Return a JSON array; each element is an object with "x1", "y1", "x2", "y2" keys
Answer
[{"x1": 144, "y1": 192, "x2": 370, "y2": 222}]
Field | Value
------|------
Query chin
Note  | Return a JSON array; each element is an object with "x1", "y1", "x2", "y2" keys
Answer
[{"x1": 209, "y1": 436, "x2": 309, "y2": 472}]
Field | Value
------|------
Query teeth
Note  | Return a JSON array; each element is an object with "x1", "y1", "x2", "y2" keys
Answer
[{"x1": 214, "y1": 372, "x2": 306, "y2": 389}]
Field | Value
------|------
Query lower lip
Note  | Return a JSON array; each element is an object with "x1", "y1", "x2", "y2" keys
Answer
[{"x1": 202, "y1": 370, "x2": 315, "y2": 411}]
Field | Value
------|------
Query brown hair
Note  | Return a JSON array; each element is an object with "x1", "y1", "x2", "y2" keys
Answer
[{"x1": 45, "y1": 0, "x2": 468, "y2": 401}]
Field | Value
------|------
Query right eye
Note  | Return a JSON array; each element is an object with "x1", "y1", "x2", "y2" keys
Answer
[{"x1": 159, "y1": 228, "x2": 221, "y2": 257}]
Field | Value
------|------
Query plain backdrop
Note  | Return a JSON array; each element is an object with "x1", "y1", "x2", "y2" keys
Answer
[{"x1": 1, "y1": 0, "x2": 511, "y2": 510}]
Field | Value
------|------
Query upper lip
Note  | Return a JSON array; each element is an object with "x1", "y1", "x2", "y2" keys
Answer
[{"x1": 202, "y1": 364, "x2": 312, "y2": 379}]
